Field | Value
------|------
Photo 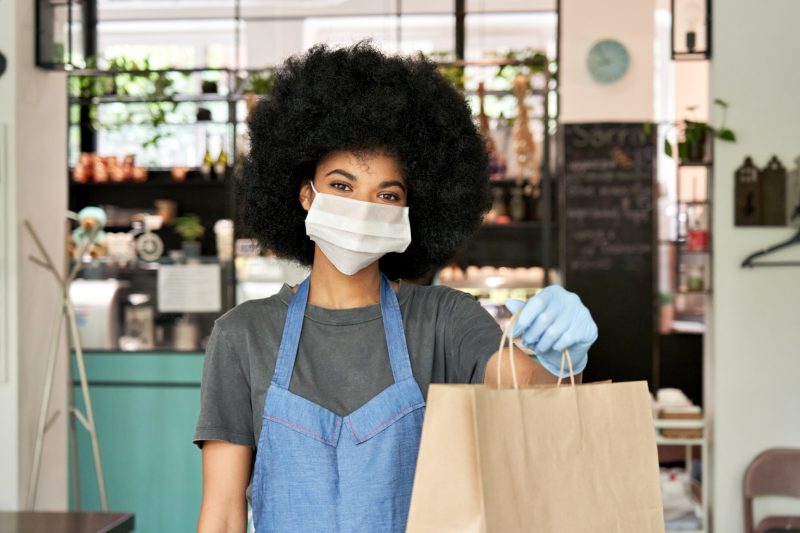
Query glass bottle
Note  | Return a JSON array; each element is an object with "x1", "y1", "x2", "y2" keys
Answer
[
  {"x1": 488, "y1": 188, "x2": 508, "y2": 223},
  {"x1": 214, "y1": 148, "x2": 228, "y2": 179},
  {"x1": 509, "y1": 187, "x2": 526, "y2": 221},
  {"x1": 200, "y1": 133, "x2": 213, "y2": 180}
]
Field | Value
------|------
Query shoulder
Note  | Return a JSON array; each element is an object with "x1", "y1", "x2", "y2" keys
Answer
[
  {"x1": 401, "y1": 282, "x2": 474, "y2": 305},
  {"x1": 213, "y1": 290, "x2": 289, "y2": 339},
  {"x1": 401, "y1": 282, "x2": 487, "y2": 318}
]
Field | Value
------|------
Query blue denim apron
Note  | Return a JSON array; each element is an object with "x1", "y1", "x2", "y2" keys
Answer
[{"x1": 251, "y1": 275, "x2": 426, "y2": 532}]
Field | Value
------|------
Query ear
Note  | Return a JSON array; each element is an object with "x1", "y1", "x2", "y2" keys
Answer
[{"x1": 299, "y1": 179, "x2": 314, "y2": 212}]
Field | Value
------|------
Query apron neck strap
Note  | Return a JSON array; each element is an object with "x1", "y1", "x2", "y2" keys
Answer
[
  {"x1": 380, "y1": 275, "x2": 413, "y2": 382},
  {"x1": 270, "y1": 274, "x2": 413, "y2": 389}
]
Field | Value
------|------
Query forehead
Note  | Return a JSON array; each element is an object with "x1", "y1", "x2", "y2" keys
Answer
[{"x1": 317, "y1": 150, "x2": 404, "y2": 180}]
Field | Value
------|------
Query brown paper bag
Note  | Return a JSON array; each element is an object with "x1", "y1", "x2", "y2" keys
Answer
[{"x1": 407, "y1": 316, "x2": 665, "y2": 533}]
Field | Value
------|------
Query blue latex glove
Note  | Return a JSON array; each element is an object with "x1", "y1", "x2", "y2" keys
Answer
[{"x1": 506, "y1": 286, "x2": 598, "y2": 378}]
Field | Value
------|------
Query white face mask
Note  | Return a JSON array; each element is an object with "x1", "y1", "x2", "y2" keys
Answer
[{"x1": 304, "y1": 181, "x2": 411, "y2": 276}]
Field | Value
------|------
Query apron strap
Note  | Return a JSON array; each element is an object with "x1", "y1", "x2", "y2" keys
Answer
[
  {"x1": 380, "y1": 275, "x2": 414, "y2": 382},
  {"x1": 271, "y1": 277, "x2": 310, "y2": 389},
  {"x1": 270, "y1": 274, "x2": 413, "y2": 389}
]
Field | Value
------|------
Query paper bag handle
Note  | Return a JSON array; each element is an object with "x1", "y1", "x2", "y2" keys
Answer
[
  {"x1": 496, "y1": 310, "x2": 577, "y2": 389},
  {"x1": 496, "y1": 311, "x2": 521, "y2": 389}
]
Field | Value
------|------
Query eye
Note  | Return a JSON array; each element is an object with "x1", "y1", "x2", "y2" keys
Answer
[
  {"x1": 378, "y1": 192, "x2": 401, "y2": 202},
  {"x1": 330, "y1": 182, "x2": 352, "y2": 192}
]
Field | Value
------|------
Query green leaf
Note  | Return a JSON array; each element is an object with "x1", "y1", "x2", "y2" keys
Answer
[
  {"x1": 664, "y1": 139, "x2": 673, "y2": 158},
  {"x1": 717, "y1": 128, "x2": 736, "y2": 141},
  {"x1": 714, "y1": 98, "x2": 729, "y2": 108},
  {"x1": 678, "y1": 142, "x2": 688, "y2": 160},
  {"x1": 643, "y1": 122, "x2": 653, "y2": 135}
]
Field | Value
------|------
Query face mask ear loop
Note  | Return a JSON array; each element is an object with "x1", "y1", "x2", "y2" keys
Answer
[{"x1": 306, "y1": 180, "x2": 321, "y2": 209}]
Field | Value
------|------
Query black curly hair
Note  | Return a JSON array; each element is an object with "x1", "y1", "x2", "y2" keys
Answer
[{"x1": 238, "y1": 41, "x2": 491, "y2": 280}]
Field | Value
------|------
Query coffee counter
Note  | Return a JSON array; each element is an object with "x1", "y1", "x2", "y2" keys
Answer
[{"x1": 71, "y1": 350, "x2": 204, "y2": 532}]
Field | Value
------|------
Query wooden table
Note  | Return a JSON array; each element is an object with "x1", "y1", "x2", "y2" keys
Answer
[{"x1": 0, "y1": 512, "x2": 134, "y2": 533}]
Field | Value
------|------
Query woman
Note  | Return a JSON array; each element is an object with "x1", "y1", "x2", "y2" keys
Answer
[{"x1": 194, "y1": 42, "x2": 597, "y2": 533}]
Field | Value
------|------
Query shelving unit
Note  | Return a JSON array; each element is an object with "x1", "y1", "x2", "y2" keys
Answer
[
  {"x1": 674, "y1": 158, "x2": 712, "y2": 327},
  {"x1": 69, "y1": 172, "x2": 232, "y2": 246},
  {"x1": 656, "y1": 31, "x2": 713, "y2": 527},
  {"x1": 66, "y1": 67, "x2": 265, "y2": 171},
  {"x1": 445, "y1": 57, "x2": 558, "y2": 276},
  {"x1": 659, "y1": 155, "x2": 713, "y2": 333},
  {"x1": 654, "y1": 418, "x2": 708, "y2": 533}
]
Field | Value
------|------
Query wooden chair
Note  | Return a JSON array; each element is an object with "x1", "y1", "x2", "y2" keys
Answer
[{"x1": 743, "y1": 448, "x2": 800, "y2": 533}]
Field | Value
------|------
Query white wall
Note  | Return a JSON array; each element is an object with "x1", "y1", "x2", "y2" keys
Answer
[
  {"x1": 560, "y1": 0, "x2": 655, "y2": 122},
  {"x1": 0, "y1": 0, "x2": 68, "y2": 510},
  {"x1": 711, "y1": 0, "x2": 800, "y2": 530},
  {"x1": 0, "y1": 0, "x2": 20, "y2": 509}
]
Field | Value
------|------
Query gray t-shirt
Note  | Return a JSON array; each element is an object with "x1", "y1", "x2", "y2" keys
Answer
[
  {"x1": 192, "y1": 280, "x2": 502, "y2": 449},
  {"x1": 192, "y1": 281, "x2": 502, "y2": 501}
]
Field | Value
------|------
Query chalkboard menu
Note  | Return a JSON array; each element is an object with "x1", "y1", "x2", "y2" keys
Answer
[{"x1": 562, "y1": 123, "x2": 656, "y2": 385}]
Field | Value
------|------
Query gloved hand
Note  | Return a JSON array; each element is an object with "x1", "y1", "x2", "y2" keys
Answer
[{"x1": 506, "y1": 286, "x2": 598, "y2": 378}]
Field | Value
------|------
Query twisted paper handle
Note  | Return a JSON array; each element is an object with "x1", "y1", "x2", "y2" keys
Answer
[{"x1": 496, "y1": 310, "x2": 576, "y2": 389}]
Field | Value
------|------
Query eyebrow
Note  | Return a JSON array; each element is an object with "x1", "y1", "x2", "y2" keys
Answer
[
  {"x1": 380, "y1": 180, "x2": 407, "y2": 192},
  {"x1": 325, "y1": 169, "x2": 357, "y2": 181},
  {"x1": 325, "y1": 169, "x2": 407, "y2": 192}
]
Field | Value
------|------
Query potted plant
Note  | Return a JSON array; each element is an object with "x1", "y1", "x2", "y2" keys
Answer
[
  {"x1": 247, "y1": 70, "x2": 274, "y2": 95},
  {"x1": 240, "y1": 70, "x2": 275, "y2": 116},
  {"x1": 201, "y1": 79, "x2": 219, "y2": 94},
  {"x1": 90, "y1": 54, "x2": 179, "y2": 151},
  {"x1": 658, "y1": 292, "x2": 674, "y2": 334},
  {"x1": 427, "y1": 51, "x2": 465, "y2": 91},
  {"x1": 174, "y1": 214, "x2": 205, "y2": 259},
  {"x1": 651, "y1": 99, "x2": 737, "y2": 162}
]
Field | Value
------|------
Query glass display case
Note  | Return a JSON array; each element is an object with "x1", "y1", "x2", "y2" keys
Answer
[{"x1": 71, "y1": 256, "x2": 235, "y2": 351}]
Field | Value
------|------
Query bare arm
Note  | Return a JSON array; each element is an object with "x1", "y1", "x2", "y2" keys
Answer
[
  {"x1": 484, "y1": 347, "x2": 583, "y2": 386},
  {"x1": 197, "y1": 441, "x2": 253, "y2": 533}
]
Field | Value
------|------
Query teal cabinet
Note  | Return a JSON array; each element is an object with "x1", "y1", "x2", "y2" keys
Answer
[{"x1": 71, "y1": 352, "x2": 205, "y2": 532}]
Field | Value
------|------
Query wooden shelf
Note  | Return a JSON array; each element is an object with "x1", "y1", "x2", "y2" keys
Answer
[
  {"x1": 69, "y1": 121, "x2": 234, "y2": 127},
  {"x1": 670, "y1": 319, "x2": 706, "y2": 334},
  {"x1": 677, "y1": 160, "x2": 713, "y2": 167},
  {"x1": 464, "y1": 88, "x2": 547, "y2": 97},
  {"x1": 70, "y1": 179, "x2": 228, "y2": 189},
  {"x1": 68, "y1": 67, "x2": 241, "y2": 76},
  {"x1": 481, "y1": 221, "x2": 544, "y2": 229},
  {"x1": 489, "y1": 177, "x2": 540, "y2": 186},
  {"x1": 675, "y1": 290, "x2": 711, "y2": 295},
  {"x1": 69, "y1": 93, "x2": 242, "y2": 105},
  {"x1": 69, "y1": 169, "x2": 230, "y2": 189}
]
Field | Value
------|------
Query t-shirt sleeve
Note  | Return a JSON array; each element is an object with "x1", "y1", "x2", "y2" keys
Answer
[
  {"x1": 443, "y1": 290, "x2": 503, "y2": 385},
  {"x1": 192, "y1": 322, "x2": 255, "y2": 448}
]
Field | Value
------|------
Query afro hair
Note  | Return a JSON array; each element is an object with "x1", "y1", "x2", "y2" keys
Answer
[{"x1": 237, "y1": 41, "x2": 491, "y2": 280}]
